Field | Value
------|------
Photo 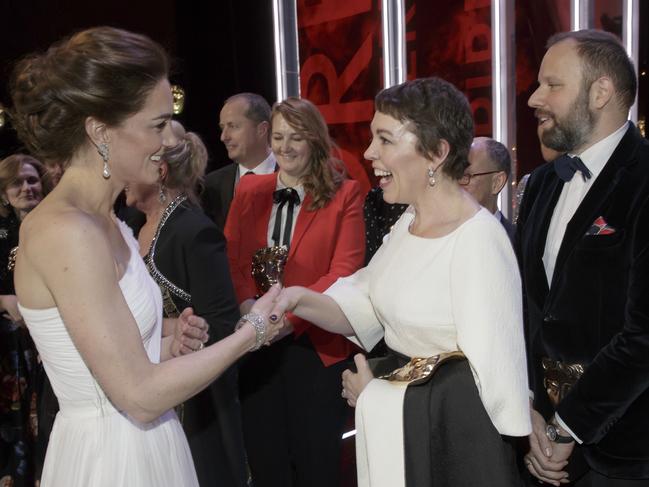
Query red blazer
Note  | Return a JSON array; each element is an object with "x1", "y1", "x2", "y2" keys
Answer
[{"x1": 224, "y1": 173, "x2": 365, "y2": 366}]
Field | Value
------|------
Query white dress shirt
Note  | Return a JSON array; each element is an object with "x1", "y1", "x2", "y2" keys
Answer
[
  {"x1": 543, "y1": 122, "x2": 628, "y2": 283},
  {"x1": 235, "y1": 152, "x2": 276, "y2": 186}
]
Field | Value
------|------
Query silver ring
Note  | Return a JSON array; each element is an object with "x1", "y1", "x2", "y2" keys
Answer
[{"x1": 197, "y1": 342, "x2": 205, "y2": 351}]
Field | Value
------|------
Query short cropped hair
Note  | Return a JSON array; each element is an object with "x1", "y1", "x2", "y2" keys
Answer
[
  {"x1": 224, "y1": 92, "x2": 271, "y2": 125},
  {"x1": 374, "y1": 77, "x2": 474, "y2": 180},
  {"x1": 483, "y1": 139, "x2": 511, "y2": 178}
]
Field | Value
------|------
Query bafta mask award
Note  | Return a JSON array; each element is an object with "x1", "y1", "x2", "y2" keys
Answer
[{"x1": 252, "y1": 245, "x2": 288, "y2": 295}]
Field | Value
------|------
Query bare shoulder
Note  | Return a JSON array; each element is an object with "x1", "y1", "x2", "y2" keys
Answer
[
  {"x1": 16, "y1": 201, "x2": 116, "y2": 308},
  {"x1": 21, "y1": 203, "x2": 109, "y2": 262}
]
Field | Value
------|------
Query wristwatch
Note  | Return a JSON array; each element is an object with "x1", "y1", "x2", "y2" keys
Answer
[{"x1": 546, "y1": 423, "x2": 573, "y2": 443}]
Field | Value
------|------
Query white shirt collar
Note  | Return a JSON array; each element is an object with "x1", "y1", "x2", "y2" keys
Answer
[
  {"x1": 571, "y1": 122, "x2": 629, "y2": 180},
  {"x1": 237, "y1": 151, "x2": 276, "y2": 177}
]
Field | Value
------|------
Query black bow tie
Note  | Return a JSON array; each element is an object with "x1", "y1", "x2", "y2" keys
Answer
[
  {"x1": 272, "y1": 188, "x2": 301, "y2": 247},
  {"x1": 553, "y1": 154, "x2": 592, "y2": 182}
]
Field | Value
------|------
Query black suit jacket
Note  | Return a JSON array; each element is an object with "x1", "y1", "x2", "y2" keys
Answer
[
  {"x1": 201, "y1": 163, "x2": 238, "y2": 231},
  {"x1": 516, "y1": 123, "x2": 649, "y2": 478},
  {"x1": 131, "y1": 199, "x2": 247, "y2": 487},
  {"x1": 499, "y1": 213, "x2": 515, "y2": 243}
]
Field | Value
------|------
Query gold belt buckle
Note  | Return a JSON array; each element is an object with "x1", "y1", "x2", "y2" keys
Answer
[{"x1": 380, "y1": 351, "x2": 465, "y2": 386}]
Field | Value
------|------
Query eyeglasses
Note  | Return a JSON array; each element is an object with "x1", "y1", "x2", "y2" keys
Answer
[{"x1": 458, "y1": 170, "x2": 503, "y2": 186}]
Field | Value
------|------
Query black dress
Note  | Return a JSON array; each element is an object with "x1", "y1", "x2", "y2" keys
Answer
[
  {"x1": 0, "y1": 213, "x2": 38, "y2": 487},
  {"x1": 363, "y1": 187, "x2": 407, "y2": 265},
  {"x1": 130, "y1": 195, "x2": 247, "y2": 487}
]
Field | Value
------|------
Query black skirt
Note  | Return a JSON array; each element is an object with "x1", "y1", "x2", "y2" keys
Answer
[{"x1": 371, "y1": 350, "x2": 524, "y2": 487}]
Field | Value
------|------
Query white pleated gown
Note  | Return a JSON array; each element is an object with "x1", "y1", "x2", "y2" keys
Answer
[{"x1": 19, "y1": 220, "x2": 198, "y2": 487}]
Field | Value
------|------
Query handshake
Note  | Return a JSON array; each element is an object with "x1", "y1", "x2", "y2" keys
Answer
[{"x1": 240, "y1": 284, "x2": 300, "y2": 351}]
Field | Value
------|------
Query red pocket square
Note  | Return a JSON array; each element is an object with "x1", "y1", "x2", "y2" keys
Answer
[{"x1": 586, "y1": 216, "x2": 616, "y2": 236}]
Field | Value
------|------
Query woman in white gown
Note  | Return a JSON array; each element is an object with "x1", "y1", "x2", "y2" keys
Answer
[
  {"x1": 270, "y1": 78, "x2": 533, "y2": 486},
  {"x1": 9, "y1": 27, "x2": 282, "y2": 487}
]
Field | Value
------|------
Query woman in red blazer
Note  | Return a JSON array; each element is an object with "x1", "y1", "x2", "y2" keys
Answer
[{"x1": 225, "y1": 97, "x2": 365, "y2": 487}]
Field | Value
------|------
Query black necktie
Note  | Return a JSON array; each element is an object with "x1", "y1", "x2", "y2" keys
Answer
[
  {"x1": 272, "y1": 188, "x2": 301, "y2": 247},
  {"x1": 553, "y1": 154, "x2": 592, "y2": 182},
  {"x1": 243, "y1": 170, "x2": 255, "y2": 176}
]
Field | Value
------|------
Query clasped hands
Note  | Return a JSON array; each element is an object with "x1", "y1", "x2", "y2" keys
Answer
[{"x1": 525, "y1": 407, "x2": 574, "y2": 486}]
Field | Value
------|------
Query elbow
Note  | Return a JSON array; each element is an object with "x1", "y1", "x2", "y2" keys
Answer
[
  {"x1": 124, "y1": 401, "x2": 165, "y2": 424},
  {"x1": 114, "y1": 384, "x2": 167, "y2": 424}
]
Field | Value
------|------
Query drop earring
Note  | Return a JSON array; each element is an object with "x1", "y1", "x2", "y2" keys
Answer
[
  {"x1": 427, "y1": 166, "x2": 436, "y2": 187},
  {"x1": 158, "y1": 183, "x2": 167, "y2": 204},
  {"x1": 98, "y1": 143, "x2": 110, "y2": 179}
]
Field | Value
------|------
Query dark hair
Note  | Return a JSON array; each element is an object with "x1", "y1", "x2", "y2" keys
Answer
[
  {"x1": 271, "y1": 98, "x2": 344, "y2": 210},
  {"x1": 225, "y1": 92, "x2": 271, "y2": 125},
  {"x1": 375, "y1": 77, "x2": 474, "y2": 180},
  {"x1": 547, "y1": 29, "x2": 637, "y2": 110},
  {"x1": 483, "y1": 139, "x2": 511, "y2": 178},
  {"x1": 163, "y1": 128, "x2": 208, "y2": 205},
  {"x1": 0, "y1": 154, "x2": 47, "y2": 217},
  {"x1": 9, "y1": 26, "x2": 170, "y2": 166}
]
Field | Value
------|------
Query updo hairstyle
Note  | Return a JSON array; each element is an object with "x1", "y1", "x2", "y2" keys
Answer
[{"x1": 9, "y1": 26, "x2": 169, "y2": 166}]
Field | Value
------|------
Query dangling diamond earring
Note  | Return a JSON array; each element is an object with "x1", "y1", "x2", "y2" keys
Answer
[
  {"x1": 98, "y1": 143, "x2": 110, "y2": 179},
  {"x1": 427, "y1": 166, "x2": 436, "y2": 187},
  {"x1": 158, "y1": 183, "x2": 167, "y2": 204}
]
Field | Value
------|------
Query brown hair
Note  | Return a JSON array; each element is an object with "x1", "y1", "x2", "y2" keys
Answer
[
  {"x1": 163, "y1": 131, "x2": 208, "y2": 205},
  {"x1": 547, "y1": 30, "x2": 637, "y2": 110},
  {"x1": 0, "y1": 154, "x2": 47, "y2": 217},
  {"x1": 375, "y1": 77, "x2": 474, "y2": 180},
  {"x1": 9, "y1": 26, "x2": 169, "y2": 166},
  {"x1": 271, "y1": 98, "x2": 344, "y2": 210}
]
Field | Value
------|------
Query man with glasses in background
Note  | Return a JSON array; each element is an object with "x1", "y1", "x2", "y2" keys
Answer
[{"x1": 461, "y1": 136, "x2": 514, "y2": 240}]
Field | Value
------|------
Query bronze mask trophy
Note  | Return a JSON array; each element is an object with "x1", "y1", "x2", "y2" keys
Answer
[{"x1": 252, "y1": 245, "x2": 288, "y2": 295}]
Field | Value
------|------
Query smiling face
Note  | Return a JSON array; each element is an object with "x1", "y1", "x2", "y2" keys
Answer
[
  {"x1": 364, "y1": 111, "x2": 430, "y2": 205},
  {"x1": 106, "y1": 79, "x2": 176, "y2": 186},
  {"x1": 271, "y1": 113, "x2": 311, "y2": 186},
  {"x1": 528, "y1": 39, "x2": 597, "y2": 153},
  {"x1": 2, "y1": 162, "x2": 43, "y2": 216}
]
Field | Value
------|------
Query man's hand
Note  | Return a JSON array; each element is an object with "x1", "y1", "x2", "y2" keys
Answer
[{"x1": 525, "y1": 408, "x2": 571, "y2": 485}]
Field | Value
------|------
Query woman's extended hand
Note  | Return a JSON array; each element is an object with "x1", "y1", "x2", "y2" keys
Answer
[
  {"x1": 250, "y1": 284, "x2": 288, "y2": 345},
  {"x1": 171, "y1": 308, "x2": 209, "y2": 356},
  {"x1": 267, "y1": 286, "x2": 303, "y2": 325},
  {"x1": 341, "y1": 353, "x2": 374, "y2": 407}
]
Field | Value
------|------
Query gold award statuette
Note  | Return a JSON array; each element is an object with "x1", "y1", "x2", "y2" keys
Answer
[{"x1": 252, "y1": 246, "x2": 288, "y2": 295}]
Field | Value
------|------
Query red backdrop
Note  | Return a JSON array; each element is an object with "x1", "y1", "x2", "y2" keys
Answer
[{"x1": 297, "y1": 0, "x2": 383, "y2": 195}]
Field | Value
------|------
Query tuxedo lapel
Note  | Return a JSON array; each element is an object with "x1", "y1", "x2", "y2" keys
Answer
[
  {"x1": 527, "y1": 171, "x2": 564, "y2": 300},
  {"x1": 288, "y1": 194, "x2": 318, "y2": 259},
  {"x1": 550, "y1": 124, "x2": 638, "y2": 291}
]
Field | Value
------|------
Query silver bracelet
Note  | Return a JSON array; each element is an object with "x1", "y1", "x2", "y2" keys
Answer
[{"x1": 235, "y1": 312, "x2": 267, "y2": 351}]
